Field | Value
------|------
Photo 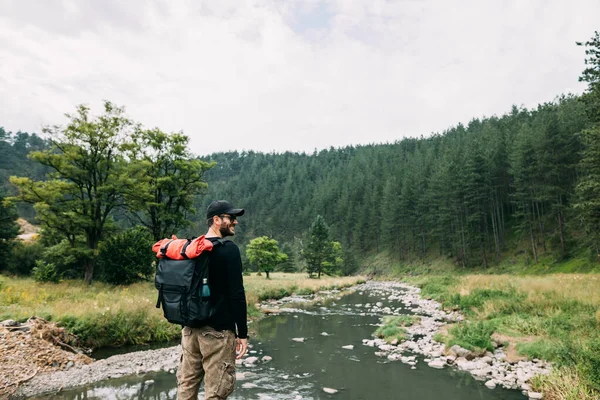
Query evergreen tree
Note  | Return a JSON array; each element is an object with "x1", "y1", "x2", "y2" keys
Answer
[
  {"x1": 303, "y1": 215, "x2": 331, "y2": 278},
  {"x1": 0, "y1": 190, "x2": 19, "y2": 272},
  {"x1": 575, "y1": 31, "x2": 600, "y2": 262}
]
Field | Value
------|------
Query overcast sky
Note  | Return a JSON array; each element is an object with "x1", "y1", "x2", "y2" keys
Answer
[{"x1": 1, "y1": 0, "x2": 598, "y2": 156}]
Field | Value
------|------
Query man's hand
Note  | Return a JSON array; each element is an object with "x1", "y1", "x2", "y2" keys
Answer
[{"x1": 236, "y1": 338, "x2": 248, "y2": 359}]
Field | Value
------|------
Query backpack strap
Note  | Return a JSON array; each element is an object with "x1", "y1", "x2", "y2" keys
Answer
[
  {"x1": 160, "y1": 240, "x2": 175, "y2": 259},
  {"x1": 155, "y1": 283, "x2": 163, "y2": 308},
  {"x1": 210, "y1": 238, "x2": 230, "y2": 247},
  {"x1": 180, "y1": 239, "x2": 192, "y2": 260}
]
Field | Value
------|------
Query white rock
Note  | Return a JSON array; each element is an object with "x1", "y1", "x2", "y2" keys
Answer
[
  {"x1": 428, "y1": 359, "x2": 446, "y2": 369},
  {"x1": 321, "y1": 332, "x2": 330, "y2": 336},
  {"x1": 244, "y1": 356, "x2": 259, "y2": 365},
  {"x1": 342, "y1": 345, "x2": 354, "y2": 350},
  {"x1": 144, "y1": 380, "x2": 155, "y2": 385},
  {"x1": 528, "y1": 392, "x2": 543, "y2": 399},
  {"x1": 292, "y1": 337, "x2": 305, "y2": 342},
  {"x1": 261, "y1": 356, "x2": 273, "y2": 362},
  {"x1": 484, "y1": 380, "x2": 496, "y2": 389},
  {"x1": 323, "y1": 387, "x2": 338, "y2": 394}
]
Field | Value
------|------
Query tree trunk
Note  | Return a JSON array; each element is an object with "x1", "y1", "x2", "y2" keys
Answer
[
  {"x1": 529, "y1": 222, "x2": 538, "y2": 264},
  {"x1": 482, "y1": 244, "x2": 488, "y2": 268},
  {"x1": 557, "y1": 211, "x2": 566, "y2": 259},
  {"x1": 84, "y1": 260, "x2": 94, "y2": 285},
  {"x1": 266, "y1": 270, "x2": 270, "y2": 279},
  {"x1": 459, "y1": 216, "x2": 467, "y2": 268},
  {"x1": 490, "y1": 202, "x2": 500, "y2": 262},
  {"x1": 533, "y1": 200, "x2": 546, "y2": 252}
]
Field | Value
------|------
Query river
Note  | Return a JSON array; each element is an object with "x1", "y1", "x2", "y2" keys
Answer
[{"x1": 32, "y1": 284, "x2": 525, "y2": 400}]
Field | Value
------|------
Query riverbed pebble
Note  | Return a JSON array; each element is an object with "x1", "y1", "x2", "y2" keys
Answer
[
  {"x1": 323, "y1": 387, "x2": 338, "y2": 394},
  {"x1": 356, "y1": 281, "x2": 552, "y2": 395},
  {"x1": 485, "y1": 380, "x2": 496, "y2": 389}
]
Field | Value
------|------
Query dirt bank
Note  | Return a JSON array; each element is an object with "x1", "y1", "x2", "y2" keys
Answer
[{"x1": 0, "y1": 318, "x2": 92, "y2": 399}]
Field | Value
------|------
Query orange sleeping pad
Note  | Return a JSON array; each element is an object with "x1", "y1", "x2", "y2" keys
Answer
[{"x1": 152, "y1": 235, "x2": 214, "y2": 260}]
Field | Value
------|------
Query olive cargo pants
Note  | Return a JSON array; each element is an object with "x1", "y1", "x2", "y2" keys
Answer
[{"x1": 177, "y1": 326, "x2": 237, "y2": 400}]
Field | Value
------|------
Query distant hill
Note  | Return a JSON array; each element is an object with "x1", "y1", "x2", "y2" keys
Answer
[{"x1": 3, "y1": 95, "x2": 598, "y2": 272}]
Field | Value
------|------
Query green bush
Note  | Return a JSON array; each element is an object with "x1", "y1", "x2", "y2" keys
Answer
[
  {"x1": 97, "y1": 227, "x2": 155, "y2": 285},
  {"x1": 296, "y1": 287, "x2": 314, "y2": 296},
  {"x1": 32, "y1": 261, "x2": 61, "y2": 283},
  {"x1": 448, "y1": 320, "x2": 497, "y2": 352},
  {"x1": 58, "y1": 310, "x2": 180, "y2": 348},
  {"x1": 7, "y1": 241, "x2": 45, "y2": 275},
  {"x1": 258, "y1": 287, "x2": 293, "y2": 301},
  {"x1": 40, "y1": 240, "x2": 93, "y2": 280},
  {"x1": 374, "y1": 315, "x2": 419, "y2": 343}
]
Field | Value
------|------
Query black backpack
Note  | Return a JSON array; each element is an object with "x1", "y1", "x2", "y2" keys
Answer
[{"x1": 154, "y1": 238, "x2": 227, "y2": 326}]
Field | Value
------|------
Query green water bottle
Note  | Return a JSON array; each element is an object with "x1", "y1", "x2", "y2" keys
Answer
[{"x1": 201, "y1": 278, "x2": 211, "y2": 298}]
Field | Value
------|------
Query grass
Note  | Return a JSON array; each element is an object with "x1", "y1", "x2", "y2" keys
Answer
[
  {"x1": 403, "y1": 273, "x2": 600, "y2": 399},
  {"x1": 0, "y1": 273, "x2": 365, "y2": 349},
  {"x1": 374, "y1": 315, "x2": 419, "y2": 343}
]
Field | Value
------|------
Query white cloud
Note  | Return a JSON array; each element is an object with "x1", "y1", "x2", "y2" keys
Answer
[{"x1": 0, "y1": 0, "x2": 598, "y2": 156}]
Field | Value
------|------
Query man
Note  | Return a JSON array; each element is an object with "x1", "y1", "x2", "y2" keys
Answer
[{"x1": 177, "y1": 200, "x2": 249, "y2": 400}]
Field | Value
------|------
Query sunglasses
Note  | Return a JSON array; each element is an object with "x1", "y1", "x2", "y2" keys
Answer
[{"x1": 219, "y1": 214, "x2": 237, "y2": 222}]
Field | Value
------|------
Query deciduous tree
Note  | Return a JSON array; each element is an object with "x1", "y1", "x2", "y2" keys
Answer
[
  {"x1": 125, "y1": 128, "x2": 214, "y2": 240},
  {"x1": 246, "y1": 236, "x2": 288, "y2": 279},
  {"x1": 9, "y1": 102, "x2": 139, "y2": 284}
]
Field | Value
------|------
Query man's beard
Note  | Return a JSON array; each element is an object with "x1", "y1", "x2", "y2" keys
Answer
[{"x1": 219, "y1": 223, "x2": 234, "y2": 237}]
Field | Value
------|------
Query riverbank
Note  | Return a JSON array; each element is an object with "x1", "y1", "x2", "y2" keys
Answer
[
  {"x1": 361, "y1": 281, "x2": 551, "y2": 399},
  {"x1": 0, "y1": 273, "x2": 365, "y2": 398},
  {"x1": 0, "y1": 274, "x2": 365, "y2": 347},
  {"x1": 11, "y1": 280, "x2": 551, "y2": 400},
  {"x1": 8, "y1": 285, "x2": 355, "y2": 399},
  {"x1": 398, "y1": 274, "x2": 600, "y2": 400}
]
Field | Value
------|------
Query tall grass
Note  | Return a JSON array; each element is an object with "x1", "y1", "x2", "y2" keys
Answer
[
  {"x1": 0, "y1": 273, "x2": 365, "y2": 349},
  {"x1": 374, "y1": 315, "x2": 419, "y2": 343},
  {"x1": 405, "y1": 273, "x2": 600, "y2": 398}
]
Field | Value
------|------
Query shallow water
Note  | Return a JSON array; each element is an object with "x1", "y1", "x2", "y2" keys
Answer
[{"x1": 34, "y1": 289, "x2": 525, "y2": 400}]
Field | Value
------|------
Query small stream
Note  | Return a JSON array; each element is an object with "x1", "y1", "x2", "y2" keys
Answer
[{"x1": 33, "y1": 285, "x2": 524, "y2": 400}]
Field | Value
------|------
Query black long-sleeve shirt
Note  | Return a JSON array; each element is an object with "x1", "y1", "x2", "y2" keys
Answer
[{"x1": 205, "y1": 238, "x2": 248, "y2": 339}]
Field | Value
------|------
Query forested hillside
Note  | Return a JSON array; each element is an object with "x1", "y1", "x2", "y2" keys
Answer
[
  {"x1": 0, "y1": 128, "x2": 49, "y2": 220},
  {"x1": 193, "y1": 95, "x2": 597, "y2": 272},
  {"x1": 1, "y1": 96, "x2": 597, "y2": 273}
]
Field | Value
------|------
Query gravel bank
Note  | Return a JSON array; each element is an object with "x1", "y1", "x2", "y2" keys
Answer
[{"x1": 11, "y1": 345, "x2": 181, "y2": 399}]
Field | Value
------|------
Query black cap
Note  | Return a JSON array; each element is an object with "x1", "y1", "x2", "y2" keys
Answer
[{"x1": 206, "y1": 200, "x2": 245, "y2": 219}]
